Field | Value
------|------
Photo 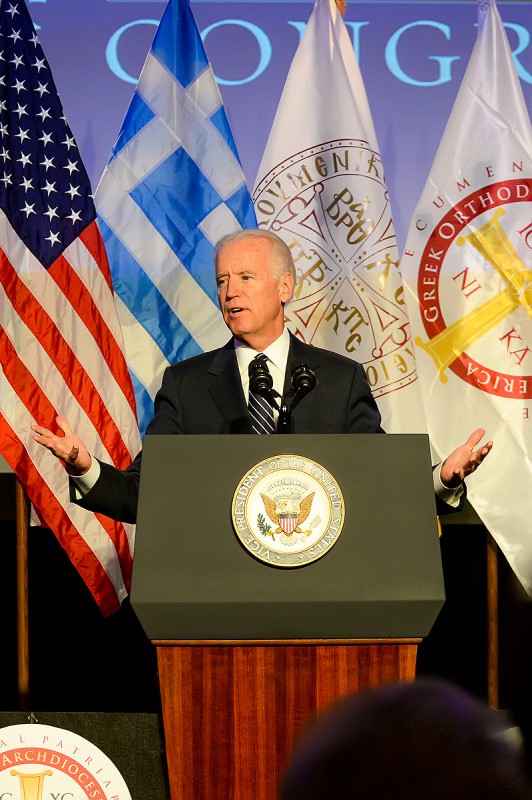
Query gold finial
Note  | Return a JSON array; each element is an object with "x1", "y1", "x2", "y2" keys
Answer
[{"x1": 335, "y1": 0, "x2": 347, "y2": 15}]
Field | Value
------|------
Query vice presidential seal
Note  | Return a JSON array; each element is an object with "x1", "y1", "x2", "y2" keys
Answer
[{"x1": 232, "y1": 454, "x2": 345, "y2": 566}]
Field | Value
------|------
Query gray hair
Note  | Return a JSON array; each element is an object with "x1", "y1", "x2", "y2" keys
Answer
[{"x1": 214, "y1": 228, "x2": 296, "y2": 285}]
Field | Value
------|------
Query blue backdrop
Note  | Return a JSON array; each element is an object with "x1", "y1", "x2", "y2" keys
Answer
[{"x1": 32, "y1": 0, "x2": 532, "y2": 247}]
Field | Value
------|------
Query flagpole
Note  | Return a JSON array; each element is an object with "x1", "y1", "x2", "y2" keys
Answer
[
  {"x1": 15, "y1": 478, "x2": 30, "y2": 711},
  {"x1": 487, "y1": 533, "x2": 499, "y2": 709}
]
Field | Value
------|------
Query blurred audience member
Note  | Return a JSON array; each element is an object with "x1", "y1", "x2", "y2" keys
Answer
[{"x1": 279, "y1": 678, "x2": 530, "y2": 800}]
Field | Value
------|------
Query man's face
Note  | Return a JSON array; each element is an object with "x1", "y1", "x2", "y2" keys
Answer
[{"x1": 216, "y1": 236, "x2": 293, "y2": 350}]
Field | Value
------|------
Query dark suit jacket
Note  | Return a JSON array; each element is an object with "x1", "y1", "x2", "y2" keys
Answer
[{"x1": 73, "y1": 334, "x2": 383, "y2": 522}]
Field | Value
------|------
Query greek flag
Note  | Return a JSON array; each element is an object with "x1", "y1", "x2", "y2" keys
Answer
[{"x1": 95, "y1": 0, "x2": 256, "y2": 433}]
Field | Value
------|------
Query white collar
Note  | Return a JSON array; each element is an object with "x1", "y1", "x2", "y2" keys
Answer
[{"x1": 234, "y1": 328, "x2": 290, "y2": 378}]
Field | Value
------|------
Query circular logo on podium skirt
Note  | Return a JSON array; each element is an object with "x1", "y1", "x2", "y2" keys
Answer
[
  {"x1": 0, "y1": 723, "x2": 132, "y2": 800},
  {"x1": 232, "y1": 454, "x2": 345, "y2": 567}
]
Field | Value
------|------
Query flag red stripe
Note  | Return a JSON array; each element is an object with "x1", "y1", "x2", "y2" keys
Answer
[
  {"x1": 94, "y1": 512, "x2": 133, "y2": 594},
  {"x1": 1, "y1": 251, "x2": 132, "y2": 468},
  {"x1": 1, "y1": 324, "x2": 60, "y2": 424},
  {"x1": 50, "y1": 222, "x2": 137, "y2": 417},
  {"x1": 80, "y1": 220, "x2": 114, "y2": 291},
  {"x1": 0, "y1": 327, "x2": 133, "y2": 580},
  {"x1": 0, "y1": 414, "x2": 121, "y2": 617},
  {"x1": 49, "y1": 252, "x2": 137, "y2": 416}
]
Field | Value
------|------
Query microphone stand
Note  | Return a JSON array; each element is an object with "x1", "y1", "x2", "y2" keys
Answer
[
  {"x1": 277, "y1": 401, "x2": 291, "y2": 434},
  {"x1": 249, "y1": 356, "x2": 316, "y2": 435},
  {"x1": 276, "y1": 362, "x2": 316, "y2": 434}
]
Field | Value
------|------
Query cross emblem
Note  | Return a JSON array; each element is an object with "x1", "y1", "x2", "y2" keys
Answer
[{"x1": 416, "y1": 208, "x2": 531, "y2": 380}]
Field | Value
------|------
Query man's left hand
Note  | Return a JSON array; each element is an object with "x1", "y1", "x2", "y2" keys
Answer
[{"x1": 440, "y1": 428, "x2": 493, "y2": 489}]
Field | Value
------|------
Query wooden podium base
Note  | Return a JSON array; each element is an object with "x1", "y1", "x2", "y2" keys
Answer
[{"x1": 156, "y1": 639, "x2": 419, "y2": 800}]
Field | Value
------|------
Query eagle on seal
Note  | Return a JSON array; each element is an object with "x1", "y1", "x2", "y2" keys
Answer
[{"x1": 260, "y1": 492, "x2": 315, "y2": 540}]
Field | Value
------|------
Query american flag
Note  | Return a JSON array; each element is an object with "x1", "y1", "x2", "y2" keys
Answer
[{"x1": 0, "y1": 0, "x2": 141, "y2": 615}]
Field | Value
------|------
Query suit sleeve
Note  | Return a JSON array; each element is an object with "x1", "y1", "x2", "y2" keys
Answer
[
  {"x1": 70, "y1": 454, "x2": 142, "y2": 524},
  {"x1": 144, "y1": 367, "x2": 184, "y2": 435},
  {"x1": 70, "y1": 366, "x2": 184, "y2": 523},
  {"x1": 346, "y1": 361, "x2": 464, "y2": 514},
  {"x1": 346, "y1": 362, "x2": 385, "y2": 433}
]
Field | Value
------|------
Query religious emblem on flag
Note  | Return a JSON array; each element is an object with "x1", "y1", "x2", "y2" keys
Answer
[
  {"x1": 254, "y1": 140, "x2": 414, "y2": 410},
  {"x1": 411, "y1": 186, "x2": 531, "y2": 400}
]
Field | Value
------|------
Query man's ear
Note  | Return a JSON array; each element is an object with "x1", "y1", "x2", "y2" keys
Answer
[{"x1": 279, "y1": 272, "x2": 294, "y2": 304}]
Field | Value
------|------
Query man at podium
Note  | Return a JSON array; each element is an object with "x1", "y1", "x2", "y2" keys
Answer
[{"x1": 32, "y1": 228, "x2": 492, "y2": 523}]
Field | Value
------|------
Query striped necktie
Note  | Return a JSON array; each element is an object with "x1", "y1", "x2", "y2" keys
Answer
[{"x1": 248, "y1": 354, "x2": 276, "y2": 434}]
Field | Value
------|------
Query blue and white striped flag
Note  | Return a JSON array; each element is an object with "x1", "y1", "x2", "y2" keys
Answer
[{"x1": 95, "y1": 0, "x2": 256, "y2": 433}]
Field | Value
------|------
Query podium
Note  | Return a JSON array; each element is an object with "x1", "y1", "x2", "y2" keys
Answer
[{"x1": 131, "y1": 434, "x2": 444, "y2": 800}]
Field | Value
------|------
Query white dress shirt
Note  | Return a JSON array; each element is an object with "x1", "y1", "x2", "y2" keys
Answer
[{"x1": 235, "y1": 328, "x2": 290, "y2": 420}]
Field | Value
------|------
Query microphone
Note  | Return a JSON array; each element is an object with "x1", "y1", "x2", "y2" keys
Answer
[
  {"x1": 249, "y1": 355, "x2": 280, "y2": 408},
  {"x1": 291, "y1": 361, "x2": 316, "y2": 397},
  {"x1": 276, "y1": 361, "x2": 316, "y2": 434},
  {"x1": 249, "y1": 355, "x2": 273, "y2": 395}
]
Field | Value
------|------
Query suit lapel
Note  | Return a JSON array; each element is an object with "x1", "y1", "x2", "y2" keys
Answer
[
  {"x1": 204, "y1": 334, "x2": 320, "y2": 433},
  {"x1": 207, "y1": 341, "x2": 252, "y2": 433},
  {"x1": 285, "y1": 333, "x2": 320, "y2": 427}
]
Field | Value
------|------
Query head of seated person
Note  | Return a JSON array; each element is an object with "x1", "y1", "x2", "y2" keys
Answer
[{"x1": 279, "y1": 678, "x2": 529, "y2": 800}]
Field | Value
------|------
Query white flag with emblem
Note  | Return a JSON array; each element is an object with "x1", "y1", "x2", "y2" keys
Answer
[
  {"x1": 401, "y1": 0, "x2": 532, "y2": 591},
  {"x1": 252, "y1": 0, "x2": 425, "y2": 433}
]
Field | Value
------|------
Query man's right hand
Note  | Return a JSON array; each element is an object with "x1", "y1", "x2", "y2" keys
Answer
[{"x1": 32, "y1": 415, "x2": 92, "y2": 476}]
